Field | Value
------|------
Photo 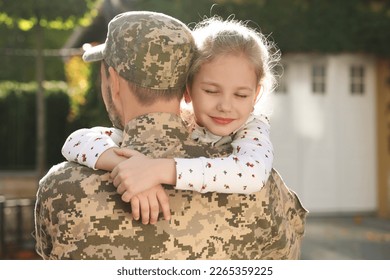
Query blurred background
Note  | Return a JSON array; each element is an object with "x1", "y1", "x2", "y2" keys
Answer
[{"x1": 0, "y1": 0, "x2": 389, "y2": 260}]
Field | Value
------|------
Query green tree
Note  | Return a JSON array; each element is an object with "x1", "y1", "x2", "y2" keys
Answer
[
  {"x1": 0, "y1": 0, "x2": 99, "y2": 177},
  {"x1": 213, "y1": 0, "x2": 390, "y2": 55}
]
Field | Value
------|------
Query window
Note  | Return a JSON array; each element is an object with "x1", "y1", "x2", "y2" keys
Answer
[
  {"x1": 350, "y1": 65, "x2": 365, "y2": 95},
  {"x1": 312, "y1": 64, "x2": 326, "y2": 94}
]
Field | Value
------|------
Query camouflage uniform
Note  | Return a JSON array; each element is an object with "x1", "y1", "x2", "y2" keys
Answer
[{"x1": 34, "y1": 112, "x2": 307, "y2": 259}]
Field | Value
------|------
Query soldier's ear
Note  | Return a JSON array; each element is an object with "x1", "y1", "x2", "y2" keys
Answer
[
  {"x1": 108, "y1": 66, "x2": 120, "y2": 100},
  {"x1": 184, "y1": 85, "x2": 192, "y2": 104}
]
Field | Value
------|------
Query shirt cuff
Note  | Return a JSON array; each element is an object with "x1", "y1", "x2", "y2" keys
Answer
[
  {"x1": 174, "y1": 158, "x2": 205, "y2": 192},
  {"x1": 85, "y1": 137, "x2": 118, "y2": 170}
]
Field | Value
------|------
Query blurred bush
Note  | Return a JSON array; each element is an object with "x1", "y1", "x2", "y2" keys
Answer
[{"x1": 0, "y1": 81, "x2": 70, "y2": 170}]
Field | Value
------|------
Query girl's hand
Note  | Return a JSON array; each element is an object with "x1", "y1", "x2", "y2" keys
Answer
[
  {"x1": 113, "y1": 148, "x2": 144, "y2": 158},
  {"x1": 111, "y1": 149, "x2": 160, "y2": 200},
  {"x1": 95, "y1": 147, "x2": 128, "y2": 171},
  {"x1": 111, "y1": 148, "x2": 177, "y2": 202},
  {"x1": 130, "y1": 185, "x2": 171, "y2": 224}
]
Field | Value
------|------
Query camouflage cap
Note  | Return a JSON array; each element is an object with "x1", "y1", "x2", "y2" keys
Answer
[{"x1": 83, "y1": 11, "x2": 195, "y2": 90}]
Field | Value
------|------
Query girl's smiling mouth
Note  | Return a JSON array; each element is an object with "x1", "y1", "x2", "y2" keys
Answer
[{"x1": 210, "y1": 117, "x2": 235, "y2": 125}]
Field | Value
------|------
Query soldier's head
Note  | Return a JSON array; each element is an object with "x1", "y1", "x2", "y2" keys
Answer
[{"x1": 83, "y1": 11, "x2": 195, "y2": 129}]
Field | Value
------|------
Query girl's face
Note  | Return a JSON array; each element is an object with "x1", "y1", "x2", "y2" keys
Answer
[{"x1": 187, "y1": 53, "x2": 260, "y2": 136}]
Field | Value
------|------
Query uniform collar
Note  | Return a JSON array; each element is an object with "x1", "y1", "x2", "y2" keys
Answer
[{"x1": 121, "y1": 113, "x2": 190, "y2": 156}]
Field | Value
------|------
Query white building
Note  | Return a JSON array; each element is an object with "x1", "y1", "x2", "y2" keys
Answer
[{"x1": 269, "y1": 53, "x2": 379, "y2": 214}]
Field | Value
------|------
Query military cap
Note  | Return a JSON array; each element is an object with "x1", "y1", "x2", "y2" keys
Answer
[{"x1": 83, "y1": 11, "x2": 195, "y2": 90}]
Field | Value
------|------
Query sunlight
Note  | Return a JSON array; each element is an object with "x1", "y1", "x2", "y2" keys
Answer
[
  {"x1": 293, "y1": 93, "x2": 325, "y2": 140},
  {"x1": 18, "y1": 19, "x2": 35, "y2": 31}
]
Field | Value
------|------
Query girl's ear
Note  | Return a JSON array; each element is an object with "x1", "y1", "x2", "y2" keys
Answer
[
  {"x1": 184, "y1": 84, "x2": 192, "y2": 104},
  {"x1": 254, "y1": 85, "x2": 262, "y2": 102}
]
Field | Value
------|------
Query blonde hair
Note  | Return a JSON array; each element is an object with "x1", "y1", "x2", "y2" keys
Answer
[{"x1": 187, "y1": 16, "x2": 280, "y2": 115}]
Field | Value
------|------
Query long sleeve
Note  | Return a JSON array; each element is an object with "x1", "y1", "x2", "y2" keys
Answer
[
  {"x1": 61, "y1": 127, "x2": 123, "y2": 169},
  {"x1": 175, "y1": 115, "x2": 273, "y2": 194}
]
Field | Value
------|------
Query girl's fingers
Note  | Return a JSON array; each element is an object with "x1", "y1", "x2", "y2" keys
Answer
[
  {"x1": 112, "y1": 173, "x2": 121, "y2": 187},
  {"x1": 114, "y1": 148, "x2": 143, "y2": 158},
  {"x1": 131, "y1": 197, "x2": 140, "y2": 221},
  {"x1": 121, "y1": 191, "x2": 133, "y2": 203},
  {"x1": 110, "y1": 166, "x2": 118, "y2": 179},
  {"x1": 158, "y1": 192, "x2": 171, "y2": 221},
  {"x1": 138, "y1": 196, "x2": 150, "y2": 224},
  {"x1": 117, "y1": 184, "x2": 125, "y2": 195},
  {"x1": 148, "y1": 195, "x2": 159, "y2": 225}
]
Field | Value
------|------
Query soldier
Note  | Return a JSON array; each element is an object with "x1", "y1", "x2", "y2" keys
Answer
[
  {"x1": 34, "y1": 11, "x2": 307, "y2": 259},
  {"x1": 61, "y1": 16, "x2": 278, "y2": 225}
]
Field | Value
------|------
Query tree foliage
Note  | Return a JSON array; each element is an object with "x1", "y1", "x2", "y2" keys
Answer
[
  {"x1": 133, "y1": 0, "x2": 390, "y2": 56},
  {"x1": 0, "y1": 0, "x2": 100, "y2": 174},
  {"x1": 0, "y1": 0, "x2": 100, "y2": 82},
  {"x1": 210, "y1": 0, "x2": 390, "y2": 56},
  {"x1": 0, "y1": 0, "x2": 98, "y2": 29}
]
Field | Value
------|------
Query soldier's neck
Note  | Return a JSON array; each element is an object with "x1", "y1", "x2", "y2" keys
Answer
[{"x1": 121, "y1": 112, "x2": 189, "y2": 157}]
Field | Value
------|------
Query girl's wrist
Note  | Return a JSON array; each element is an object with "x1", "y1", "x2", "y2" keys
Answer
[{"x1": 155, "y1": 158, "x2": 176, "y2": 185}]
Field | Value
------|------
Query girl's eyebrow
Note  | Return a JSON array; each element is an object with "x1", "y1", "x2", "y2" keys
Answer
[
  {"x1": 236, "y1": 86, "x2": 255, "y2": 92},
  {"x1": 200, "y1": 81, "x2": 219, "y2": 86},
  {"x1": 201, "y1": 81, "x2": 255, "y2": 92}
]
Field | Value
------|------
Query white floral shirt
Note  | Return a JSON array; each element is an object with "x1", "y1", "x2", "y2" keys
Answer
[
  {"x1": 61, "y1": 127, "x2": 122, "y2": 169},
  {"x1": 61, "y1": 114, "x2": 273, "y2": 194}
]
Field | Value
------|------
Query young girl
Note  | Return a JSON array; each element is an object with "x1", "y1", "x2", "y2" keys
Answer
[{"x1": 62, "y1": 16, "x2": 279, "y2": 222}]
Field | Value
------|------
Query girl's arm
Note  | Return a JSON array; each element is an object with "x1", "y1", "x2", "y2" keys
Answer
[
  {"x1": 112, "y1": 115, "x2": 274, "y2": 195},
  {"x1": 174, "y1": 115, "x2": 273, "y2": 194},
  {"x1": 62, "y1": 127, "x2": 172, "y2": 223},
  {"x1": 61, "y1": 127, "x2": 123, "y2": 171}
]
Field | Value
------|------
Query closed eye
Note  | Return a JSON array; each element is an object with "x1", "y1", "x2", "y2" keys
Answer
[
  {"x1": 204, "y1": 89, "x2": 218, "y2": 94},
  {"x1": 235, "y1": 93, "x2": 249, "y2": 98}
]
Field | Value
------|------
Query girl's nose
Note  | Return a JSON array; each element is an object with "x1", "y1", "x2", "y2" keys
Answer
[{"x1": 217, "y1": 96, "x2": 232, "y2": 112}]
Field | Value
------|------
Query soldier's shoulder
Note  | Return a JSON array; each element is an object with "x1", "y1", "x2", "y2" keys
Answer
[{"x1": 39, "y1": 161, "x2": 98, "y2": 189}]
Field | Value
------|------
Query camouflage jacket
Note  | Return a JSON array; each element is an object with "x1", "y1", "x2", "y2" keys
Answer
[{"x1": 34, "y1": 112, "x2": 308, "y2": 259}]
